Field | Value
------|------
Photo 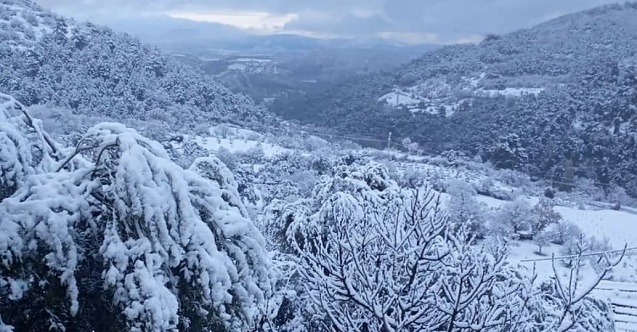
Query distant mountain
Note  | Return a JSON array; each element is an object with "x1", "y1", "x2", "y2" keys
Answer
[
  {"x1": 212, "y1": 34, "x2": 437, "y2": 53},
  {"x1": 172, "y1": 45, "x2": 436, "y2": 104},
  {"x1": 214, "y1": 34, "x2": 333, "y2": 52},
  {"x1": 90, "y1": 15, "x2": 437, "y2": 54},
  {"x1": 271, "y1": 2, "x2": 637, "y2": 195},
  {"x1": 0, "y1": 0, "x2": 273, "y2": 134}
]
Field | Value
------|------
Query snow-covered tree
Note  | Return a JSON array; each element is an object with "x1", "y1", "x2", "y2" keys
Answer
[
  {"x1": 0, "y1": 97, "x2": 274, "y2": 331},
  {"x1": 216, "y1": 146, "x2": 238, "y2": 171},
  {"x1": 297, "y1": 182, "x2": 538, "y2": 332},
  {"x1": 297, "y1": 181, "x2": 613, "y2": 331},
  {"x1": 549, "y1": 221, "x2": 583, "y2": 245},
  {"x1": 298, "y1": 184, "x2": 452, "y2": 331},
  {"x1": 543, "y1": 243, "x2": 622, "y2": 331},
  {"x1": 401, "y1": 137, "x2": 420, "y2": 154},
  {"x1": 534, "y1": 230, "x2": 552, "y2": 255},
  {"x1": 0, "y1": 93, "x2": 61, "y2": 199},
  {"x1": 532, "y1": 198, "x2": 562, "y2": 235},
  {"x1": 260, "y1": 161, "x2": 618, "y2": 331},
  {"x1": 446, "y1": 180, "x2": 486, "y2": 238},
  {"x1": 214, "y1": 124, "x2": 231, "y2": 139},
  {"x1": 487, "y1": 133, "x2": 528, "y2": 170},
  {"x1": 493, "y1": 197, "x2": 536, "y2": 235}
]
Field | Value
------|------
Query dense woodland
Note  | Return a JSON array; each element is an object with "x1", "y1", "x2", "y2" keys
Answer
[
  {"x1": 272, "y1": 3, "x2": 637, "y2": 196},
  {"x1": 0, "y1": 0, "x2": 274, "y2": 135}
]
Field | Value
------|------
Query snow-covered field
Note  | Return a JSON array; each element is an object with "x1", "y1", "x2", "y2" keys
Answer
[
  {"x1": 476, "y1": 192, "x2": 637, "y2": 331},
  {"x1": 476, "y1": 87, "x2": 545, "y2": 97},
  {"x1": 477, "y1": 195, "x2": 637, "y2": 251},
  {"x1": 378, "y1": 91, "x2": 423, "y2": 107},
  {"x1": 192, "y1": 135, "x2": 290, "y2": 157},
  {"x1": 376, "y1": 73, "x2": 546, "y2": 117}
]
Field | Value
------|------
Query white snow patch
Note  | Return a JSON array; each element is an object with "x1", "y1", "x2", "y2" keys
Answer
[
  {"x1": 476, "y1": 87, "x2": 545, "y2": 98},
  {"x1": 227, "y1": 63, "x2": 247, "y2": 71},
  {"x1": 378, "y1": 91, "x2": 424, "y2": 107},
  {"x1": 414, "y1": 99, "x2": 468, "y2": 116},
  {"x1": 555, "y1": 207, "x2": 637, "y2": 249},
  {"x1": 235, "y1": 58, "x2": 271, "y2": 63},
  {"x1": 191, "y1": 135, "x2": 290, "y2": 158},
  {"x1": 462, "y1": 73, "x2": 486, "y2": 88}
]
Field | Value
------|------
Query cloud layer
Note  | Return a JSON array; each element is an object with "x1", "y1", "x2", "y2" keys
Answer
[{"x1": 36, "y1": 0, "x2": 621, "y2": 44}]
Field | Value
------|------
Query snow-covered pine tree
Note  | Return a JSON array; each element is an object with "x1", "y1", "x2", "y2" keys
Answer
[{"x1": 0, "y1": 95, "x2": 273, "y2": 331}]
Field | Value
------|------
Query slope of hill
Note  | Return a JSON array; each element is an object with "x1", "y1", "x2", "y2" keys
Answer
[
  {"x1": 271, "y1": 3, "x2": 637, "y2": 195},
  {"x1": 0, "y1": 0, "x2": 273, "y2": 134}
]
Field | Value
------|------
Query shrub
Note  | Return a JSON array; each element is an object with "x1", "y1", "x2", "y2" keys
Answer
[{"x1": 215, "y1": 146, "x2": 237, "y2": 170}]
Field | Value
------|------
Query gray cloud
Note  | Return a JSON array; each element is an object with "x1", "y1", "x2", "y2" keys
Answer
[{"x1": 35, "y1": 0, "x2": 622, "y2": 43}]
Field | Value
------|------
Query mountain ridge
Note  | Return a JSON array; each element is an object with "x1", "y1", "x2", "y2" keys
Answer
[
  {"x1": 77, "y1": 13, "x2": 438, "y2": 53},
  {"x1": 271, "y1": 2, "x2": 637, "y2": 195}
]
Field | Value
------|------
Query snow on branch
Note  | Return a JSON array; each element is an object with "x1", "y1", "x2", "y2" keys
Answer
[
  {"x1": 0, "y1": 103, "x2": 274, "y2": 331},
  {"x1": 83, "y1": 123, "x2": 273, "y2": 330},
  {"x1": 274, "y1": 161, "x2": 619, "y2": 332}
]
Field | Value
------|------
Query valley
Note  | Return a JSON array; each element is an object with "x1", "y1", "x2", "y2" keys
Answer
[
  {"x1": 169, "y1": 43, "x2": 434, "y2": 105},
  {"x1": 2, "y1": 0, "x2": 637, "y2": 331}
]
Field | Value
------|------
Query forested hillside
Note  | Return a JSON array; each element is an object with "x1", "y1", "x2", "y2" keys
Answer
[
  {"x1": 0, "y1": 0, "x2": 272, "y2": 133},
  {"x1": 272, "y1": 3, "x2": 637, "y2": 195}
]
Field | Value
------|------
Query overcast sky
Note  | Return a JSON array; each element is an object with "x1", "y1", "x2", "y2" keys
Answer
[{"x1": 36, "y1": 0, "x2": 623, "y2": 44}]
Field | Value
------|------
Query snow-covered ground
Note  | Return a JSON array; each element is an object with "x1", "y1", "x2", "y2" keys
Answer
[
  {"x1": 476, "y1": 87, "x2": 545, "y2": 97},
  {"x1": 378, "y1": 90, "x2": 424, "y2": 107},
  {"x1": 177, "y1": 120, "x2": 637, "y2": 329},
  {"x1": 478, "y1": 195, "x2": 637, "y2": 251},
  {"x1": 376, "y1": 72, "x2": 545, "y2": 117},
  {"x1": 191, "y1": 135, "x2": 291, "y2": 158},
  {"x1": 477, "y1": 192, "x2": 637, "y2": 331}
]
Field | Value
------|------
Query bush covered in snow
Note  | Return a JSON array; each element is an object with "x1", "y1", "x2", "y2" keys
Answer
[
  {"x1": 447, "y1": 180, "x2": 487, "y2": 238},
  {"x1": 549, "y1": 221, "x2": 583, "y2": 246},
  {"x1": 0, "y1": 95, "x2": 273, "y2": 331},
  {"x1": 215, "y1": 146, "x2": 238, "y2": 171},
  {"x1": 259, "y1": 161, "x2": 618, "y2": 331}
]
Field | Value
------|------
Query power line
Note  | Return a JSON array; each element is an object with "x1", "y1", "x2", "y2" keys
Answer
[{"x1": 303, "y1": 131, "x2": 421, "y2": 150}]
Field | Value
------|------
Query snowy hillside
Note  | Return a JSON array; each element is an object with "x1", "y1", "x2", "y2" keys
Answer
[
  {"x1": 0, "y1": 0, "x2": 58, "y2": 49},
  {"x1": 377, "y1": 74, "x2": 545, "y2": 116},
  {"x1": 271, "y1": 2, "x2": 637, "y2": 199},
  {"x1": 0, "y1": 0, "x2": 275, "y2": 135}
]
